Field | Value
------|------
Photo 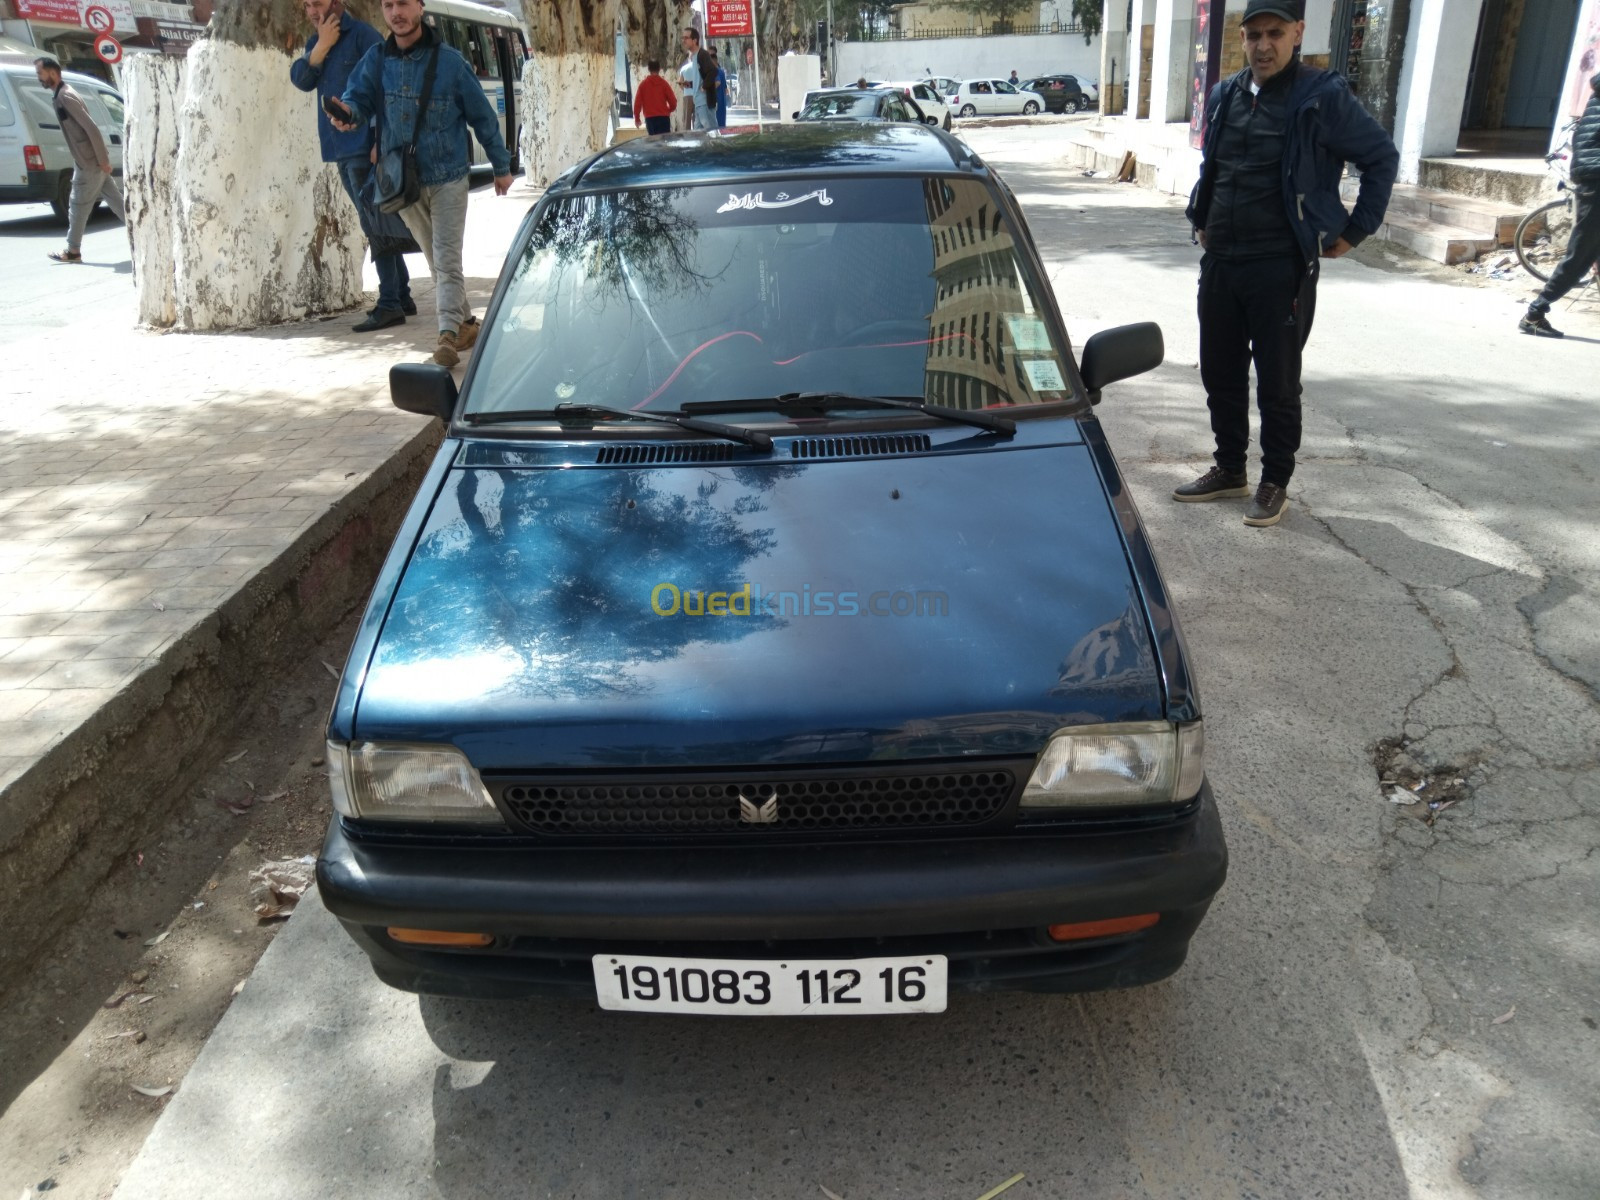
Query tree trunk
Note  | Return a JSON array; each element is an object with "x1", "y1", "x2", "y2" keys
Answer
[
  {"x1": 123, "y1": 0, "x2": 375, "y2": 329},
  {"x1": 519, "y1": 0, "x2": 619, "y2": 188},
  {"x1": 760, "y1": 0, "x2": 805, "y2": 116}
]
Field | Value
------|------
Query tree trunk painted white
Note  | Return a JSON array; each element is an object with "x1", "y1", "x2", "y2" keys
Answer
[
  {"x1": 521, "y1": 49, "x2": 617, "y2": 186},
  {"x1": 123, "y1": 40, "x2": 367, "y2": 329},
  {"x1": 123, "y1": 54, "x2": 186, "y2": 328}
]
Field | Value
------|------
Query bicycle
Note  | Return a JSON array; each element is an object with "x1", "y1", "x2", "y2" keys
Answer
[{"x1": 1514, "y1": 120, "x2": 1591, "y2": 284}]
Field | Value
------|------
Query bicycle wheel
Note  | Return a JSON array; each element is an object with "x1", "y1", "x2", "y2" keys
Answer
[{"x1": 1514, "y1": 196, "x2": 1575, "y2": 283}]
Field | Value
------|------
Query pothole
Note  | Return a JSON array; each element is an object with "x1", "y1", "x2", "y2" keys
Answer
[{"x1": 1373, "y1": 737, "x2": 1481, "y2": 826}]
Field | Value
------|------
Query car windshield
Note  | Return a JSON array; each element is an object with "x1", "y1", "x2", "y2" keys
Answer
[
  {"x1": 799, "y1": 93, "x2": 879, "y2": 119},
  {"x1": 465, "y1": 176, "x2": 1076, "y2": 420}
]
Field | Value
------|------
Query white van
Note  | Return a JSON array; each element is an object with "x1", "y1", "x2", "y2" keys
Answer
[
  {"x1": 422, "y1": 0, "x2": 528, "y2": 171},
  {"x1": 0, "y1": 55, "x2": 125, "y2": 221}
]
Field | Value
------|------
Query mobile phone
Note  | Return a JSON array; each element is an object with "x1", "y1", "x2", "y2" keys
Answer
[{"x1": 322, "y1": 95, "x2": 354, "y2": 123}]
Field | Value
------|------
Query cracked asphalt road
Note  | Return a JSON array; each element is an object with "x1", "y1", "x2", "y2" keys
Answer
[{"x1": 114, "y1": 128, "x2": 1598, "y2": 1199}]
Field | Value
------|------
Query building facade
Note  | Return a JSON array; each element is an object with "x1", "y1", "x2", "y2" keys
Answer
[
  {"x1": 1, "y1": 0, "x2": 208, "y2": 81},
  {"x1": 1100, "y1": 0, "x2": 1597, "y2": 182}
]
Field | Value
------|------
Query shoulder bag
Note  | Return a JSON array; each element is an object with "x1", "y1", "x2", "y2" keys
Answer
[{"x1": 373, "y1": 44, "x2": 441, "y2": 214}]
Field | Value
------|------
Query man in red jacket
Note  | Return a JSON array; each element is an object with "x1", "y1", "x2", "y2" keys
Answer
[{"x1": 633, "y1": 61, "x2": 678, "y2": 135}]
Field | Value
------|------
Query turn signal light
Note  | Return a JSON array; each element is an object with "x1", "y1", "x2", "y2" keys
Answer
[
  {"x1": 1047, "y1": 913, "x2": 1160, "y2": 942},
  {"x1": 386, "y1": 927, "x2": 494, "y2": 947},
  {"x1": 25, "y1": 145, "x2": 45, "y2": 172}
]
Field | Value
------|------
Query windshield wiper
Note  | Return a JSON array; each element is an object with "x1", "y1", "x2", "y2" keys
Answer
[
  {"x1": 683, "y1": 392, "x2": 1017, "y2": 435},
  {"x1": 463, "y1": 403, "x2": 773, "y2": 451}
]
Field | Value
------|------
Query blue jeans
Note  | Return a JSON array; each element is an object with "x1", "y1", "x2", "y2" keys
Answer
[{"x1": 337, "y1": 158, "x2": 413, "y2": 312}]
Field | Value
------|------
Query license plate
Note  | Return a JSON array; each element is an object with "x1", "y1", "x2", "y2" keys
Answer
[{"x1": 592, "y1": 953, "x2": 948, "y2": 1015}]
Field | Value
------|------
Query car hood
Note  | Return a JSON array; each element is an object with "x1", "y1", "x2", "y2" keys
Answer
[{"x1": 353, "y1": 437, "x2": 1164, "y2": 768}]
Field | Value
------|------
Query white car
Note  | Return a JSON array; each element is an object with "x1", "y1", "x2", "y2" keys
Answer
[
  {"x1": 926, "y1": 76, "x2": 962, "y2": 99},
  {"x1": 0, "y1": 57, "x2": 125, "y2": 221},
  {"x1": 883, "y1": 80, "x2": 953, "y2": 131},
  {"x1": 948, "y1": 78, "x2": 1045, "y2": 118}
]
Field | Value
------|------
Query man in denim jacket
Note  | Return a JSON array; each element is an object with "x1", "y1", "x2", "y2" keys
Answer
[
  {"x1": 290, "y1": 0, "x2": 415, "y2": 332},
  {"x1": 335, "y1": 0, "x2": 513, "y2": 367},
  {"x1": 1177, "y1": 0, "x2": 1396, "y2": 528}
]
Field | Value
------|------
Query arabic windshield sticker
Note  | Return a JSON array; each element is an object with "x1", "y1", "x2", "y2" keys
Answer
[
  {"x1": 1005, "y1": 315, "x2": 1052, "y2": 354},
  {"x1": 717, "y1": 188, "x2": 834, "y2": 213},
  {"x1": 1023, "y1": 359, "x2": 1066, "y2": 393}
]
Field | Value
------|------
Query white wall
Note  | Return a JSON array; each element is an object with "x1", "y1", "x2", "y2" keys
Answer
[{"x1": 835, "y1": 32, "x2": 1103, "y2": 88}]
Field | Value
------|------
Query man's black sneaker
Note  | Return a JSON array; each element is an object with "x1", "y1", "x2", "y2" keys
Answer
[
  {"x1": 1519, "y1": 312, "x2": 1564, "y2": 338},
  {"x1": 1172, "y1": 466, "x2": 1250, "y2": 502},
  {"x1": 400, "y1": 298, "x2": 418, "y2": 316},
  {"x1": 1243, "y1": 482, "x2": 1288, "y2": 527},
  {"x1": 353, "y1": 307, "x2": 405, "y2": 333}
]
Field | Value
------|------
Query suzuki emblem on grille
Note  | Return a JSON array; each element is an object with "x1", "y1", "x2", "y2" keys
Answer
[{"x1": 738, "y1": 792, "x2": 779, "y2": 824}]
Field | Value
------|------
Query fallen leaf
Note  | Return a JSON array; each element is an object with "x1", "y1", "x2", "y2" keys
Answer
[
  {"x1": 819, "y1": 1188, "x2": 846, "y2": 1200},
  {"x1": 231, "y1": 979, "x2": 247, "y2": 996},
  {"x1": 224, "y1": 750, "x2": 247, "y2": 763},
  {"x1": 102, "y1": 1030, "x2": 146, "y2": 1042},
  {"x1": 102, "y1": 990, "x2": 143, "y2": 1009},
  {"x1": 131, "y1": 1084, "x2": 172, "y2": 1098},
  {"x1": 322, "y1": 660, "x2": 340, "y2": 679},
  {"x1": 975, "y1": 1174, "x2": 1025, "y2": 1200},
  {"x1": 143, "y1": 930, "x2": 169, "y2": 948},
  {"x1": 136, "y1": 995, "x2": 156, "y2": 1004},
  {"x1": 1492, "y1": 1005, "x2": 1516, "y2": 1025}
]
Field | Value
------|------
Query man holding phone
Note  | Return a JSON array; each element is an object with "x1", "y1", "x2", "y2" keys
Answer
[
  {"x1": 333, "y1": 0, "x2": 513, "y2": 368},
  {"x1": 290, "y1": 0, "x2": 415, "y2": 331}
]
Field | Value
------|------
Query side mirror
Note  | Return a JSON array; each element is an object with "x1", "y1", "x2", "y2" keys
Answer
[
  {"x1": 390, "y1": 362, "x2": 459, "y2": 422},
  {"x1": 924, "y1": 114, "x2": 940, "y2": 125},
  {"x1": 1078, "y1": 322, "x2": 1164, "y2": 405}
]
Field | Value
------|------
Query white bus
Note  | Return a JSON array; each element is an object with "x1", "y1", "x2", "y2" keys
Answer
[{"x1": 421, "y1": 0, "x2": 529, "y2": 172}]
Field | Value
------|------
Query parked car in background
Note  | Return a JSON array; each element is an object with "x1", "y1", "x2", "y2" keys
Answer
[
  {"x1": 794, "y1": 86, "x2": 930, "y2": 126},
  {"x1": 948, "y1": 78, "x2": 1044, "y2": 118},
  {"x1": 0, "y1": 56, "x2": 124, "y2": 222},
  {"x1": 926, "y1": 76, "x2": 962, "y2": 98},
  {"x1": 883, "y1": 80, "x2": 953, "y2": 131},
  {"x1": 1021, "y1": 74, "x2": 1091, "y2": 114},
  {"x1": 318, "y1": 122, "x2": 1226, "y2": 1010}
]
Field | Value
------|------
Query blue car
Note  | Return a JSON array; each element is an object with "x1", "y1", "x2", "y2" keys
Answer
[{"x1": 318, "y1": 123, "x2": 1227, "y2": 1014}]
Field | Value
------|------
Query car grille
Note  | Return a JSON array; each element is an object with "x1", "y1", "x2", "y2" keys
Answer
[{"x1": 495, "y1": 761, "x2": 1026, "y2": 838}]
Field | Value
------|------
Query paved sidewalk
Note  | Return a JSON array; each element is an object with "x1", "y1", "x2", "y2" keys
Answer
[{"x1": 0, "y1": 180, "x2": 538, "y2": 968}]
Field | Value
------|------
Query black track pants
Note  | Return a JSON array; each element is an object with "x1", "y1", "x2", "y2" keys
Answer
[
  {"x1": 1530, "y1": 188, "x2": 1600, "y2": 313},
  {"x1": 1198, "y1": 253, "x2": 1319, "y2": 488}
]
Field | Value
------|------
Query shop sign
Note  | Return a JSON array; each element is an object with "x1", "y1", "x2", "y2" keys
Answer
[
  {"x1": 12, "y1": 0, "x2": 136, "y2": 33},
  {"x1": 707, "y1": 0, "x2": 753, "y2": 39},
  {"x1": 157, "y1": 20, "x2": 204, "y2": 56}
]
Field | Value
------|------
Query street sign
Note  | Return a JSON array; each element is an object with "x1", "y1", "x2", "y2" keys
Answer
[
  {"x1": 83, "y1": 4, "x2": 113, "y2": 33},
  {"x1": 93, "y1": 32, "x2": 122, "y2": 65},
  {"x1": 706, "y1": 0, "x2": 753, "y2": 39}
]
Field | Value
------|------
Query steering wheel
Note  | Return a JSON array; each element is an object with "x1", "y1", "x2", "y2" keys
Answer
[{"x1": 840, "y1": 319, "x2": 930, "y2": 347}]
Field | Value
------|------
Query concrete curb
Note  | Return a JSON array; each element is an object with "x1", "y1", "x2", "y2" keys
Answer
[{"x1": 0, "y1": 414, "x2": 442, "y2": 991}]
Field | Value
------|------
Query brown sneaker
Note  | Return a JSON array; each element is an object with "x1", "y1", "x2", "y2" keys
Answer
[
  {"x1": 1172, "y1": 465, "x2": 1250, "y2": 502},
  {"x1": 455, "y1": 315, "x2": 481, "y2": 352},
  {"x1": 1243, "y1": 482, "x2": 1288, "y2": 527},
  {"x1": 432, "y1": 330, "x2": 460, "y2": 368}
]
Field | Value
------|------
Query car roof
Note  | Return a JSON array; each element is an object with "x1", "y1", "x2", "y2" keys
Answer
[{"x1": 563, "y1": 122, "x2": 975, "y2": 192}]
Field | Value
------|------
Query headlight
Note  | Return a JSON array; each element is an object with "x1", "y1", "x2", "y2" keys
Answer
[
  {"x1": 325, "y1": 740, "x2": 503, "y2": 824},
  {"x1": 1020, "y1": 720, "x2": 1204, "y2": 808}
]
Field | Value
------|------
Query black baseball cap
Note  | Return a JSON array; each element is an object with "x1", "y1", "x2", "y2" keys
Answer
[{"x1": 1242, "y1": 0, "x2": 1304, "y2": 20}]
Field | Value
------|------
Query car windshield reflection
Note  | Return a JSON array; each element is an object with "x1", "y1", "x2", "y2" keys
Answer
[{"x1": 466, "y1": 176, "x2": 1075, "y2": 421}]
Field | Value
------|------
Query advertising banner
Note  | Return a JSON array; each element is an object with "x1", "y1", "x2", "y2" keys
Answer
[{"x1": 1189, "y1": 0, "x2": 1226, "y2": 149}]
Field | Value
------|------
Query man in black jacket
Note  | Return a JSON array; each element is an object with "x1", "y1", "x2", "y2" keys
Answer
[
  {"x1": 1520, "y1": 70, "x2": 1600, "y2": 338},
  {"x1": 1177, "y1": 0, "x2": 1398, "y2": 527}
]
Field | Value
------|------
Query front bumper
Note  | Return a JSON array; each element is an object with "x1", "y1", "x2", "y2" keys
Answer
[{"x1": 318, "y1": 784, "x2": 1227, "y2": 1000}]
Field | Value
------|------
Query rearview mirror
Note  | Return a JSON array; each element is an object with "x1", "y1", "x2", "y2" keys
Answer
[
  {"x1": 1078, "y1": 322, "x2": 1164, "y2": 405},
  {"x1": 924, "y1": 114, "x2": 940, "y2": 125},
  {"x1": 390, "y1": 362, "x2": 459, "y2": 422}
]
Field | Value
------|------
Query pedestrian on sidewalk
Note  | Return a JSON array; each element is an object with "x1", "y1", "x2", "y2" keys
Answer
[
  {"x1": 680, "y1": 27, "x2": 717, "y2": 131},
  {"x1": 712, "y1": 49, "x2": 729, "y2": 129},
  {"x1": 34, "y1": 57, "x2": 124, "y2": 265},
  {"x1": 1519, "y1": 71, "x2": 1600, "y2": 339},
  {"x1": 333, "y1": 0, "x2": 513, "y2": 369},
  {"x1": 290, "y1": 0, "x2": 417, "y2": 332},
  {"x1": 633, "y1": 60, "x2": 677, "y2": 135},
  {"x1": 1178, "y1": 0, "x2": 1397, "y2": 527}
]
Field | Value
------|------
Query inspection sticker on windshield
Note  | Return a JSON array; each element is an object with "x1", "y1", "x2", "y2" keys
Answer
[
  {"x1": 1023, "y1": 359, "x2": 1067, "y2": 392},
  {"x1": 1005, "y1": 315, "x2": 1053, "y2": 353}
]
